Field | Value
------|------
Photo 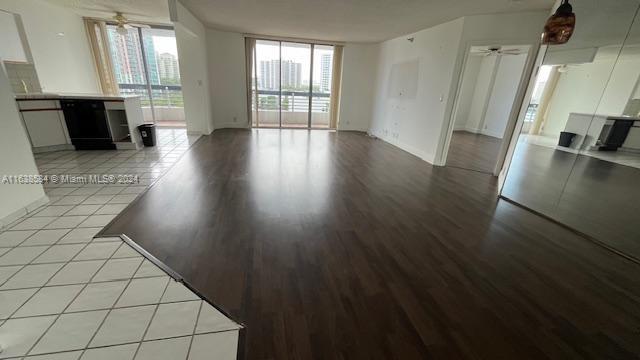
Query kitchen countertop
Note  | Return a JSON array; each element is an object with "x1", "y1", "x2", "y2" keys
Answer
[
  {"x1": 570, "y1": 113, "x2": 640, "y2": 121},
  {"x1": 607, "y1": 115, "x2": 640, "y2": 121},
  {"x1": 15, "y1": 93, "x2": 141, "y2": 101}
]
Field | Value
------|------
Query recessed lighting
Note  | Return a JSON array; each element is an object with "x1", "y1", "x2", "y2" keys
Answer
[{"x1": 57, "y1": 32, "x2": 65, "y2": 36}]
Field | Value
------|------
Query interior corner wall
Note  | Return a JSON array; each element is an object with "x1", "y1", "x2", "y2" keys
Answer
[
  {"x1": 205, "y1": 28, "x2": 248, "y2": 129},
  {"x1": 0, "y1": 67, "x2": 46, "y2": 226},
  {"x1": 338, "y1": 43, "x2": 378, "y2": 132},
  {"x1": 0, "y1": 0, "x2": 99, "y2": 94},
  {"x1": 367, "y1": 11, "x2": 547, "y2": 165},
  {"x1": 173, "y1": 1, "x2": 213, "y2": 134},
  {"x1": 368, "y1": 18, "x2": 465, "y2": 163}
]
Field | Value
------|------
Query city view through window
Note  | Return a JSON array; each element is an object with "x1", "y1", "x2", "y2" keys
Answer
[
  {"x1": 106, "y1": 26, "x2": 185, "y2": 126},
  {"x1": 252, "y1": 40, "x2": 335, "y2": 128}
]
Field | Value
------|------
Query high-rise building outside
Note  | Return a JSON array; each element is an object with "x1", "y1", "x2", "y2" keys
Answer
[
  {"x1": 143, "y1": 36, "x2": 160, "y2": 85},
  {"x1": 259, "y1": 59, "x2": 302, "y2": 90},
  {"x1": 158, "y1": 52, "x2": 180, "y2": 83},
  {"x1": 320, "y1": 54, "x2": 332, "y2": 93},
  {"x1": 107, "y1": 28, "x2": 145, "y2": 85}
]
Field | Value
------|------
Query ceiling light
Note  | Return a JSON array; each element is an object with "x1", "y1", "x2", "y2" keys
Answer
[
  {"x1": 541, "y1": 0, "x2": 576, "y2": 45},
  {"x1": 116, "y1": 25, "x2": 128, "y2": 36}
]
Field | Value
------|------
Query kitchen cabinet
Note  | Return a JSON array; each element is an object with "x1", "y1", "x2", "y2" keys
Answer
[
  {"x1": 17, "y1": 99, "x2": 72, "y2": 152},
  {"x1": 22, "y1": 110, "x2": 69, "y2": 148},
  {"x1": 16, "y1": 94, "x2": 144, "y2": 152}
]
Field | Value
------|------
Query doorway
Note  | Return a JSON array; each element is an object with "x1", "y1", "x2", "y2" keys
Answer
[
  {"x1": 250, "y1": 39, "x2": 337, "y2": 129},
  {"x1": 105, "y1": 25, "x2": 185, "y2": 127},
  {"x1": 446, "y1": 45, "x2": 531, "y2": 174}
]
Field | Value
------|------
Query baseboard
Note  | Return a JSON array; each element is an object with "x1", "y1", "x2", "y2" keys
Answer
[
  {"x1": 32, "y1": 144, "x2": 74, "y2": 154},
  {"x1": 371, "y1": 131, "x2": 435, "y2": 165},
  {"x1": 214, "y1": 123, "x2": 249, "y2": 130},
  {"x1": 0, "y1": 195, "x2": 50, "y2": 230},
  {"x1": 480, "y1": 129, "x2": 504, "y2": 139}
]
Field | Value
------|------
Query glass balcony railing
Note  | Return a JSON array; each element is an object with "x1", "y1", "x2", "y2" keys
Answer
[
  {"x1": 118, "y1": 83, "x2": 185, "y2": 125},
  {"x1": 251, "y1": 90, "x2": 331, "y2": 128}
]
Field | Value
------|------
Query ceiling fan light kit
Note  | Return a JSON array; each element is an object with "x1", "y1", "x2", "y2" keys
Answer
[
  {"x1": 541, "y1": 0, "x2": 576, "y2": 45},
  {"x1": 116, "y1": 25, "x2": 129, "y2": 35},
  {"x1": 113, "y1": 11, "x2": 150, "y2": 35}
]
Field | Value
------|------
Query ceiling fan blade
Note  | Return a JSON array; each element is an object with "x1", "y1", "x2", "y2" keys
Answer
[{"x1": 129, "y1": 23, "x2": 151, "y2": 29}]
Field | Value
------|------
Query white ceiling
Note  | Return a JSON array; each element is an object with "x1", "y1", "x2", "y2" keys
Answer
[
  {"x1": 47, "y1": 0, "x2": 555, "y2": 42},
  {"x1": 180, "y1": 0, "x2": 554, "y2": 42},
  {"x1": 46, "y1": 0, "x2": 173, "y2": 25}
]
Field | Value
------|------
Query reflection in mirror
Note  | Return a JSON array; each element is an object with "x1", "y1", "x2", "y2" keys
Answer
[
  {"x1": 556, "y1": 14, "x2": 640, "y2": 258},
  {"x1": 502, "y1": 0, "x2": 640, "y2": 259},
  {"x1": 446, "y1": 45, "x2": 530, "y2": 174}
]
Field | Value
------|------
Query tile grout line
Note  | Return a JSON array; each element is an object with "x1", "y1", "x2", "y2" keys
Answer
[
  {"x1": 0, "y1": 132, "x2": 203, "y2": 358},
  {"x1": 128, "y1": 270, "x2": 174, "y2": 360},
  {"x1": 21, "y1": 237, "x2": 139, "y2": 358},
  {"x1": 184, "y1": 299, "x2": 205, "y2": 360},
  {"x1": 6, "y1": 297, "x2": 205, "y2": 321},
  {"x1": 3, "y1": 329, "x2": 240, "y2": 359},
  {"x1": 0, "y1": 272, "x2": 166, "y2": 293},
  {"x1": 75, "y1": 255, "x2": 149, "y2": 359},
  {"x1": 0, "y1": 216, "x2": 106, "y2": 288},
  {"x1": 1, "y1": 231, "x2": 100, "y2": 321},
  {"x1": 1, "y1": 239, "x2": 97, "y2": 321}
]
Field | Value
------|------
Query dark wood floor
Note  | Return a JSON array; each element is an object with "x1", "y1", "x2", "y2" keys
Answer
[
  {"x1": 502, "y1": 141, "x2": 640, "y2": 262},
  {"x1": 103, "y1": 129, "x2": 640, "y2": 360},
  {"x1": 446, "y1": 131, "x2": 503, "y2": 174}
]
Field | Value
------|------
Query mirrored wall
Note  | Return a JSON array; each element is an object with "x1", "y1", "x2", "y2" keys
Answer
[{"x1": 502, "y1": 0, "x2": 640, "y2": 259}]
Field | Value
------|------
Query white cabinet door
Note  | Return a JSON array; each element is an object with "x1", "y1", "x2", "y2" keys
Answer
[{"x1": 21, "y1": 110, "x2": 68, "y2": 147}]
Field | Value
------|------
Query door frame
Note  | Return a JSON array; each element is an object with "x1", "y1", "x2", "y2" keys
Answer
[
  {"x1": 436, "y1": 39, "x2": 540, "y2": 176},
  {"x1": 104, "y1": 23, "x2": 181, "y2": 125}
]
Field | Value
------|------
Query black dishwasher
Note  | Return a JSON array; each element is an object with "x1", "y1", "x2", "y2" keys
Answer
[{"x1": 61, "y1": 100, "x2": 115, "y2": 150}]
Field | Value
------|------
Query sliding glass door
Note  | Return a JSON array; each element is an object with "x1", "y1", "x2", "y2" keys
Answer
[
  {"x1": 251, "y1": 40, "x2": 336, "y2": 129},
  {"x1": 253, "y1": 40, "x2": 280, "y2": 128},
  {"x1": 105, "y1": 25, "x2": 185, "y2": 127},
  {"x1": 281, "y1": 42, "x2": 311, "y2": 128},
  {"x1": 311, "y1": 45, "x2": 334, "y2": 128}
]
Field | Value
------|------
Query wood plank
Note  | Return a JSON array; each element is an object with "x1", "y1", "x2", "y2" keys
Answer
[{"x1": 103, "y1": 129, "x2": 640, "y2": 360}]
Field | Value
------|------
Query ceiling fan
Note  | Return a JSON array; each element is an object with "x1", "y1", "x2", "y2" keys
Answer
[
  {"x1": 471, "y1": 46, "x2": 525, "y2": 57},
  {"x1": 113, "y1": 12, "x2": 150, "y2": 35}
]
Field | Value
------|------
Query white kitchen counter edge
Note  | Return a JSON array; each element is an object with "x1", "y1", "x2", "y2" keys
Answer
[{"x1": 15, "y1": 93, "x2": 141, "y2": 101}]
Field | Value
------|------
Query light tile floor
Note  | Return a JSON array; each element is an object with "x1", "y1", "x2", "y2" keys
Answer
[{"x1": 0, "y1": 129, "x2": 242, "y2": 359}]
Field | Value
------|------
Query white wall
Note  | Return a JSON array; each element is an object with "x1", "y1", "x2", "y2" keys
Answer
[
  {"x1": 463, "y1": 56, "x2": 498, "y2": 133},
  {"x1": 453, "y1": 56, "x2": 481, "y2": 130},
  {"x1": 482, "y1": 53, "x2": 528, "y2": 138},
  {"x1": 542, "y1": 55, "x2": 617, "y2": 137},
  {"x1": 338, "y1": 43, "x2": 378, "y2": 131},
  {"x1": 367, "y1": 11, "x2": 547, "y2": 164},
  {"x1": 171, "y1": 0, "x2": 213, "y2": 134},
  {"x1": 0, "y1": 0, "x2": 99, "y2": 94},
  {"x1": 0, "y1": 67, "x2": 46, "y2": 227},
  {"x1": 369, "y1": 18, "x2": 465, "y2": 162},
  {"x1": 202, "y1": 33, "x2": 380, "y2": 131},
  {"x1": 205, "y1": 28, "x2": 248, "y2": 129},
  {"x1": 543, "y1": 50, "x2": 640, "y2": 138},
  {"x1": 0, "y1": 10, "x2": 28, "y2": 62}
]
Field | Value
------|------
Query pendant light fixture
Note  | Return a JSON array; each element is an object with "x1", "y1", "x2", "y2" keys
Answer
[{"x1": 541, "y1": 0, "x2": 576, "y2": 45}]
